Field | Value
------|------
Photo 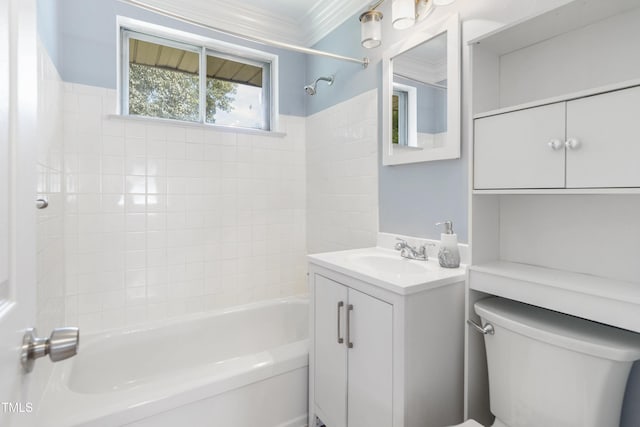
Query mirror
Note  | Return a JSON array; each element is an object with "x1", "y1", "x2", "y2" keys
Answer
[{"x1": 382, "y1": 14, "x2": 460, "y2": 165}]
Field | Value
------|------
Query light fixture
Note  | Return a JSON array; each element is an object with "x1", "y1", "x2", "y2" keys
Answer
[
  {"x1": 415, "y1": 0, "x2": 434, "y2": 21},
  {"x1": 392, "y1": 0, "x2": 415, "y2": 30},
  {"x1": 359, "y1": 0, "x2": 455, "y2": 48},
  {"x1": 359, "y1": 10, "x2": 383, "y2": 48}
]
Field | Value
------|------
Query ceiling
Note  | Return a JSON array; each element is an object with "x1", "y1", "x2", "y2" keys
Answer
[{"x1": 135, "y1": 0, "x2": 372, "y2": 47}]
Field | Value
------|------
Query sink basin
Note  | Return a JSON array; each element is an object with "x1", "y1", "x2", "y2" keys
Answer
[
  {"x1": 308, "y1": 246, "x2": 466, "y2": 295},
  {"x1": 348, "y1": 254, "x2": 436, "y2": 276}
]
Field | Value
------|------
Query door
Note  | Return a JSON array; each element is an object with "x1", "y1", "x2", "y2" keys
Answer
[
  {"x1": 314, "y1": 275, "x2": 348, "y2": 427},
  {"x1": 0, "y1": 0, "x2": 38, "y2": 424},
  {"x1": 474, "y1": 103, "x2": 566, "y2": 189},
  {"x1": 346, "y1": 289, "x2": 392, "y2": 427},
  {"x1": 566, "y1": 85, "x2": 640, "y2": 188}
]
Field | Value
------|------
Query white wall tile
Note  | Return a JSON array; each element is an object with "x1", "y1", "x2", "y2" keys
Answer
[
  {"x1": 49, "y1": 77, "x2": 376, "y2": 335},
  {"x1": 306, "y1": 89, "x2": 378, "y2": 254},
  {"x1": 63, "y1": 84, "x2": 308, "y2": 333},
  {"x1": 36, "y1": 41, "x2": 66, "y2": 341}
]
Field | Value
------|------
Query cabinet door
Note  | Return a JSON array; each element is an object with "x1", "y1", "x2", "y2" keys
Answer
[
  {"x1": 314, "y1": 275, "x2": 348, "y2": 427},
  {"x1": 566, "y1": 86, "x2": 640, "y2": 188},
  {"x1": 347, "y1": 289, "x2": 393, "y2": 427},
  {"x1": 474, "y1": 103, "x2": 566, "y2": 189}
]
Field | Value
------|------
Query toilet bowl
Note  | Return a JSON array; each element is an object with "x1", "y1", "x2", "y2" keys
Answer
[{"x1": 451, "y1": 297, "x2": 640, "y2": 427}]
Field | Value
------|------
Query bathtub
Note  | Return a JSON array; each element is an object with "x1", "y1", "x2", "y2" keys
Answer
[{"x1": 38, "y1": 297, "x2": 309, "y2": 427}]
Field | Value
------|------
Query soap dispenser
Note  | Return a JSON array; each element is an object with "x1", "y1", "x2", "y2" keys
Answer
[{"x1": 436, "y1": 221, "x2": 460, "y2": 268}]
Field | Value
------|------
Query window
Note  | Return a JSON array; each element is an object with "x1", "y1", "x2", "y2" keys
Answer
[
  {"x1": 392, "y1": 82, "x2": 417, "y2": 148},
  {"x1": 392, "y1": 89, "x2": 408, "y2": 146},
  {"x1": 120, "y1": 24, "x2": 276, "y2": 131}
]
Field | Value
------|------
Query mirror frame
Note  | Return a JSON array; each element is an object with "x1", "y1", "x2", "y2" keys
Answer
[{"x1": 382, "y1": 13, "x2": 460, "y2": 165}]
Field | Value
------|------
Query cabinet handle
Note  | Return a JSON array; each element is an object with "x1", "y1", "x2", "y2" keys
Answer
[
  {"x1": 547, "y1": 139, "x2": 563, "y2": 150},
  {"x1": 346, "y1": 304, "x2": 354, "y2": 349},
  {"x1": 565, "y1": 138, "x2": 581, "y2": 150},
  {"x1": 337, "y1": 301, "x2": 344, "y2": 344}
]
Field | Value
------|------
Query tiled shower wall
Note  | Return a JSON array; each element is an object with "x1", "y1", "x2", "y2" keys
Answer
[
  {"x1": 62, "y1": 84, "x2": 307, "y2": 333},
  {"x1": 36, "y1": 41, "x2": 66, "y2": 336},
  {"x1": 306, "y1": 89, "x2": 378, "y2": 254},
  {"x1": 34, "y1": 40, "x2": 66, "y2": 407}
]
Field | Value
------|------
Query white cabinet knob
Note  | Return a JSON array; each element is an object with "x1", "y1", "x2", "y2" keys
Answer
[
  {"x1": 565, "y1": 138, "x2": 581, "y2": 150},
  {"x1": 548, "y1": 139, "x2": 563, "y2": 150}
]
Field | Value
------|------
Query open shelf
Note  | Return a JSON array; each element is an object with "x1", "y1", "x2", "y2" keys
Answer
[
  {"x1": 467, "y1": 0, "x2": 640, "y2": 55},
  {"x1": 470, "y1": 0, "x2": 640, "y2": 116},
  {"x1": 473, "y1": 78, "x2": 640, "y2": 120},
  {"x1": 473, "y1": 188, "x2": 640, "y2": 195},
  {"x1": 469, "y1": 261, "x2": 640, "y2": 333}
]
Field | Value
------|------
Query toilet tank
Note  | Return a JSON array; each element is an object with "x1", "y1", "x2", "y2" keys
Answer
[{"x1": 475, "y1": 297, "x2": 640, "y2": 427}]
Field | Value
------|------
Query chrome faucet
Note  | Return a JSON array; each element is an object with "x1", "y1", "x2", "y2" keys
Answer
[{"x1": 394, "y1": 238, "x2": 433, "y2": 261}]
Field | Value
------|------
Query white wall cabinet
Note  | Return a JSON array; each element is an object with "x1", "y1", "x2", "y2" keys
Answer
[
  {"x1": 468, "y1": 4, "x2": 640, "y2": 425},
  {"x1": 474, "y1": 84, "x2": 640, "y2": 190},
  {"x1": 566, "y1": 85, "x2": 640, "y2": 188},
  {"x1": 474, "y1": 103, "x2": 566, "y2": 189},
  {"x1": 308, "y1": 263, "x2": 465, "y2": 427}
]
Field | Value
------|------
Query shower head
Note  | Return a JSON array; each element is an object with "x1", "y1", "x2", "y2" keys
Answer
[{"x1": 304, "y1": 75, "x2": 334, "y2": 96}]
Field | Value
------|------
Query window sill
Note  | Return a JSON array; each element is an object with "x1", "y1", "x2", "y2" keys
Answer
[{"x1": 107, "y1": 114, "x2": 287, "y2": 138}]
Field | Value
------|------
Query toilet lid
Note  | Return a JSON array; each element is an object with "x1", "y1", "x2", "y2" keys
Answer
[{"x1": 450, "y1": 420, "x2": 483, "y2": 427}]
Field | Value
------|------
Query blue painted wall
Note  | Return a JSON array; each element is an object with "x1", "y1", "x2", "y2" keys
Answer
[
  {"x1": 309, "y1": 12, "x2": 468, "y2": 243},
  {"x1": 305, "y1": 16, "x2": 379, "y2": 117},
  {"x1": 36, "y1": 0, "x2": 60, "y2": 70},
  {"x1": 38, "y1": 0, "x2": 307, "y2": 116}
]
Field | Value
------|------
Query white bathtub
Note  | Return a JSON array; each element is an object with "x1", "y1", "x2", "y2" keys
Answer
[{"x1": 38, "y1": 297, "x2": 309, "y2": 427}]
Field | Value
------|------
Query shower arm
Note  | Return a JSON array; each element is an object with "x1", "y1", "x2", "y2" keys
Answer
[
  {"x1": 118, "y1": 0, "x2": 370, "y2": 69},
  {"x1": 315, "y1": 76, "x2": 334, "y2": 85}
]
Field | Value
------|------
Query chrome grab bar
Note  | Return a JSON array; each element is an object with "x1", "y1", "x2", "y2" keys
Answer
[
  {"x1": 467, "y1": 319, "x2": 494, "y2": 335},
  {"x1": 346, "y1": 304, "x2": 354, "y2": 348},
  {"x1": 337, "y1": 301, "x2": 344, "y2": 344}
]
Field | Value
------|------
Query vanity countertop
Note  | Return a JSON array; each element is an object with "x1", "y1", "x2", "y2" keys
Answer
[{"x1": 308, "y1": 247, "x2": 466, "y2": 296}]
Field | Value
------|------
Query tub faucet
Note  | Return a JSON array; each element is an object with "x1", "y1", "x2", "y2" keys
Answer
[{"x1": 394, "y1": 238, "x2": 432, "y2": 261}]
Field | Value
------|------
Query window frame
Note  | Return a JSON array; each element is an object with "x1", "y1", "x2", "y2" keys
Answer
[
  {"x1": 117, "y1": 16, "x2": 279, "y2": 132},
  {"x1": 392, "y1": 82, "x2": 418, "y2": 148},
  {"x1": 203, "y1": 47, "x2": 271, "y2": 128}
]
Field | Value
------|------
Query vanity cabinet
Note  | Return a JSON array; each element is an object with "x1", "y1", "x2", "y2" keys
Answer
[
  {"x1": 314, "y1": 275, "x2": 392, "y2": 427},
  {"x1": 474, "y1": 84, "x2": 640, "y2": 190},
  {"x1": 308, "y1": 252, "x2": 465, "y2": 427}
]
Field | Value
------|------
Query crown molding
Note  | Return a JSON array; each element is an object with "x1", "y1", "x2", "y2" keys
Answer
[
  {"x1": 301, "y1": 0, "x2": 371, "y2": 46},
  {"x1": 133, "y1": 0, "x2": 370, "y2": 48}
]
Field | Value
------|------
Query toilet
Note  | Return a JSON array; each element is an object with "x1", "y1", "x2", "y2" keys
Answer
[{"x1": 453, "y1": 297, "x2": 640, "y2": 427}]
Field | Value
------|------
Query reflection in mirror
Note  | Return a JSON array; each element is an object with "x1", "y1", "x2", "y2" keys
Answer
[
  {"x1": 392, "y1": 31, "x2": 447, "y2": 151},
  {"x1": 382, "y1": 13, "x2": 459, "y2": 165},
  {"x1": 392, "y1": 83, "x2": 414, "y2": 147},
  {"x1": 392, "y1": 90, "x2": 405, "y2": 146}
]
